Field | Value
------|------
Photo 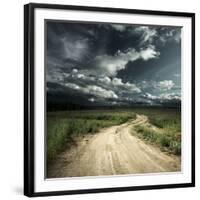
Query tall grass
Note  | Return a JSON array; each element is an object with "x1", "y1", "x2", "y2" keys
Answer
[
  {"x1": 47, "y1": 111, "x2": 136, "y2": 162},
  {"x1": 132, "y1": 109, "x2": 181, "y2": 156},
  {"x1": 149, "y1": 117, "x2": 181, "y2": 132},
  {"x1": 131, "y1": 107, "x2": 181, "y2": 155}
]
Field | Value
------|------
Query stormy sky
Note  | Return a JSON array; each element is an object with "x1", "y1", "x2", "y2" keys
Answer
[{"x1": 46, "y1": 20, "x2": 181, "y2": 107}]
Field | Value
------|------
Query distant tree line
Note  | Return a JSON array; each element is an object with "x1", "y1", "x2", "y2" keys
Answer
[
  {"x1": 47, "y1": 102, "x2": 86, "y2": 111},
  {"x1": 47, "y1": 102, "x2": 181, "y2": 112}
]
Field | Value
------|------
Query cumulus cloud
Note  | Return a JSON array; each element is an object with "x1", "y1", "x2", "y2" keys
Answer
[
  {"x1": 159, "y1": 28, "x2": 181, "y2": 44},
  {"x1": 93, "y1": 46, "x2": 160, "y2": 76},
  {"x1": 144, "y1": 93, "x2": 157, "y2": 100},
  {"x1": 112, "y1": 78, "x2": 141, "y2": 93},
  {"x1": 46, "y1": 68, "x2": 65, "y2": 83},
  {"x1": 112, "y1": 77, "x2": 123, "y2": 86},
  {"x1": 64, "y1": 83, "x2": 118, "y2": 99},
  {"x1": 48, "y1": 68, "x2": 141, "y2": 97},
  {"x1": 99, "y1": 76, "x2": 111, "y2": 84},
  {"x1": 138, "y1": 80, "x2": 175, "y2": 92},
  {"x1": 158, "y1": 80, "x2": 175, "y2": 90},
  {"x1": 110, "y1": 24, "x2": 127, "y2": 32},
  {"x1": 72, "y1": 68, "x2": 78, "y2": 73},
  {"x1": 84, "y1": 85, "x2": 118, "y2": 99},
  {"x1": 93, "y1": 49, "x2": 139, "y2": 76},
  {"x1": 98, "y1": 76, "x2": 141, "y2": 93},
  {"x1": 88, "y1": 97, "x2": 95, "y2": 102},
  {"x1": 159, "y1": 93, "x2": 181, "y2": 101},
  {"x1": 60, "y1": 73, "x2": 141, "y2": 102},
  {"x1": 47, "y1": 22, "x2": 181, "y2": 106},
  {"x1": 134, "y1": 26, "x2": 157, "y2": 45},
  {"x1": 144, "y1": 92, "x2": 181, "y2": 101},
  {"x1": 133, "y1": 26, "x2": 181, "y2": 46},
  {"x1": 77, "y1": 73, "x2": 85, "y2": 79},
  {"x1": 71, "y1": 70, "x2": 94, "y2": 81},
  {"x1": 64, "y1": 83, "x2": 80, "y2": 90},
  {"x1": 61, "y1": 37, "x2": 90, "y2": 61},
  {"x1": 140, "y1": 45, "x2": 160, "y2": 60}
]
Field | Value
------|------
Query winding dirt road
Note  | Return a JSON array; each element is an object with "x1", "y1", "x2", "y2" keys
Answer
[{"x1": 47, "y1": 115, "x2": 181, "y2": 178}]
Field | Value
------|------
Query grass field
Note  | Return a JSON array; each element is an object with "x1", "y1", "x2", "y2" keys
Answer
[
  {"x1": 47, "y1": 108, "x2": 181, "y2": 164},
  {"x1": 132, "y1": 108, "x2": 181, "y2": 155},
  {"x1": 47, "y1": 110, "x2": 136, "y2": 162}
]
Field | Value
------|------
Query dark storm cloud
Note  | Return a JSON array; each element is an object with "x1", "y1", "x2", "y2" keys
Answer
[{"x1": 46, "y1": 21, "x2": 181, "y2": 106}]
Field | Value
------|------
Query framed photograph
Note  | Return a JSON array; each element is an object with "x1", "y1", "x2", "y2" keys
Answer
[{"x1": 24, "y1": 3, "x2": 195, "y2": 197}]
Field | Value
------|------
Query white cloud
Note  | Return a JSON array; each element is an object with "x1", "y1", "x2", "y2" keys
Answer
[
  {"x1": 60, "y1": 71, "x2": 141, "y2": 95},
  {"x1": 158, "y1": 80, "x2": 175, "y2": 90},
  {"x1": 134, "y1": 26, "x2": 157, "y2": 45},
  {"x1": 62, "y1": 37, "x2": 89, "y2": 61},
  {"x1": 69, "y1": 70, "x2": 96, "y2": 81},
  {"x1": 144, "y1": 92, "x2": 180, "y2": 101},
  {"x1": 98, "y1": 77, "x2": 141, "y2": 93},
  {"x1": 64, "y1": 83, "x2": 118, "y2": 99},
  {"x1": 112, "y1": 78, "x2": 141, "y2": 93},
  {"x1": 144, "y1": 93, "x2": 157, "y2": 100},
  {"x1": 140, "y1": 45, "x2": 160, "y2": 60},
  {"x1": 125, "y1": 82, "x2": 141, "y2": 93},
  {"x1": 110, "y1": 24, "x2": 126, "y2": 32},
  {"x1": 138, "y1": 80, "x2": 176, "y2": 92},
  {"x1": 159, "y1": 28, "x2": 181, "y2": 44},
  {"x1": 99, "y1": 76, "x2": 111, "y2": 84},
  {"x1": 64, "y1": 83, "x2": 80, "y2": 90},
  {"x1": 83, "y1": 85, "x2": 118, "y2": 99},
  {"x1": 77, "y1": 74, "x2": 85, "y2": 79},
  {"x1": 160, "y1": 93, "x2": 181, "y2": 101},
  {"x1": 111, "y1": 101, "x2": 118, "y2": 105},
  {"x1": 46, "y1": 69, "x2": 64, "y2": 83},
  {"x1": 174, "y1": 31, "x2": 181, "y2": 43},
  {"x1": 112, "y1": 77, "x2": 123, "y2": 86},
  {"x1": 88, "y1": 98, "x2": 95, "y2": 102},
  {"x1": 72, "y1": 68, "x2": 78, "y2": 73},
  {"x1": 63, "y1": 73, "x2": 70, "y2": 78},
  {"x1": 93, "y1": 46, "x2": 159, "y2": 76},
  {"x1": 76, "y1": 73, "x2": 96, "y2": 81},
  {"x1": 93, "y1": 48, "x2": 139, "y2": 76}
]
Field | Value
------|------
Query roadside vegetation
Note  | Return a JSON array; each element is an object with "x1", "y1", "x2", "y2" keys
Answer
[
  {"x1": 132, "y1": 108, "x2": 181, "y2": 155},
  {"x1": 47, "y1": 110, "x2": 136, "y2": 163}
]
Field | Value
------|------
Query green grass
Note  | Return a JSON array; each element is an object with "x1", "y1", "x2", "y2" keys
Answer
[
  {"x1": 47, "y1": 108, "x2": 181, "y2": 163},
  {"x1": 149, "y1": 114, "x2": 181, "y2": 132},
  {"x1": 132, "y1": 108, "x2": 181, "y2": 155},
  {"x1": 133, "y1": 125, "x2": 181, "y2": 155},
  {"x1": 47, "y1": 110, "x2": 136, "y2": 162}
]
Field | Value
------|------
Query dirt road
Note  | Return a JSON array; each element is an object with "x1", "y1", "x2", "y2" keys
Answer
[{"x1": 47, "y1": 115, "x2": 181, "y2": 178}]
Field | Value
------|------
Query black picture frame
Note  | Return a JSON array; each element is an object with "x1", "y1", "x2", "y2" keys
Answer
[{"x1": 24, "y1": 3, "x2": 195, "y2": 197}]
